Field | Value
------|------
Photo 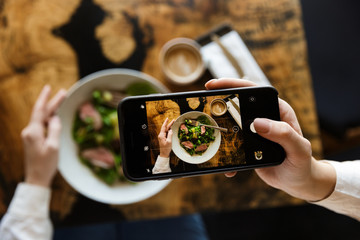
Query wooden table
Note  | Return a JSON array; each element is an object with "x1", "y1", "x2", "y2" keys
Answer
[{"x1": 0, "y1": 0, "x2": 322, "y2": 223}]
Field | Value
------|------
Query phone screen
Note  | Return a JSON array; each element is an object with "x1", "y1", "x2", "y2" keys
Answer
[
  {"x1": 144, "y1": 93, "x2": 245, "y2": 175},
  {"x1": 119, "y1": 87, "x2": 285, "y2": 181}
]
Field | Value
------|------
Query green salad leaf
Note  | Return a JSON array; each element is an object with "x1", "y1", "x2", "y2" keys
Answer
[
  {"x1": 178, "y1": 116, "x2": 215, "y2": 156},
  {"x1": 73, "y1": 83, "x2": 160, "y2": 185},
  {"x1": 126, "y1": 82, "x2": 157, "y2": 96}
]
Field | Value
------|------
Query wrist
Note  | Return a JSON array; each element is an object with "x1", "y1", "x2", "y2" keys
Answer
[
  {"x1": 159, "y1": 152, "x2": 170, "y2": 158},
  {"x1": 309, "y1": 160, "x2": 337, "y2": 201},
  {"x1": 292, "y1": 158, "x2": 336, "y2": 201},
  {"x1": 25, "y1": 176, "x2": 51, "y2": 188}
]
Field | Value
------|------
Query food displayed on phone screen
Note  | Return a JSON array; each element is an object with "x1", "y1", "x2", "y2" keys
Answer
[
  {"x1": 72, "y1": 83, "x2": 157, "y2": 184},
  {"x1": 178, "y1": 117, "x2": 215, "y2": 156},
  {"x1": 144, "y1": 94, "x2": 246, "y2": 174}
]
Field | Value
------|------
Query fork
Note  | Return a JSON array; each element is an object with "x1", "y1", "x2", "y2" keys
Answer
[{"x1": 186, "y1": 119, "x2": 228, "y2": 133}]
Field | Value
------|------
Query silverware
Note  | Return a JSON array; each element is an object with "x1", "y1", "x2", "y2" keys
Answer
[
  {"x1": 211, "y1": 34, "x2": 244, "y2": 78},
  {"x1": 228, "y1": 97, "x2": 240, "y2": 115},
  {"x1": 227, "y1": 97, "x2": 242, "y2": 129},
  {"x1": 186, "y1": 119, "x2": 228, "y2": 133}
]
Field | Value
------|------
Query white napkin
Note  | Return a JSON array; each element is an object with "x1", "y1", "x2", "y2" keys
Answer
[
  {"x1": 200, "y1": 30, "x2": 271, "y2": 86},
  {"x1": 226, "y1": 96, "x2": 242, "y2": 129}
]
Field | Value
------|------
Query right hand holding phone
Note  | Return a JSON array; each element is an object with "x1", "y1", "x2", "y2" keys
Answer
[{"x1": 205, "y1": 78, "x2": 336, "y2": 202}]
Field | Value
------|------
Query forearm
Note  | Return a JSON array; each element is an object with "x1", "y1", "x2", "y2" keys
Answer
[
  {"x1": 311, "y1": 160, "x2": 360, "y2": 221},
  {"x1": 273, "y1": 157, "x2": 336, "y2": 202},
  {"x1": 152, "y1": 156, "x2": 171, "y2": 174},
  {"x1": 0, "y1": 183, "x2": 53, "y2": 240}
]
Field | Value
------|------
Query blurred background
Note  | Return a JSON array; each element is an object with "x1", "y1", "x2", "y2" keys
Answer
[{"x1": 301, "y1": 0, "x2": 360, "y2": 161}]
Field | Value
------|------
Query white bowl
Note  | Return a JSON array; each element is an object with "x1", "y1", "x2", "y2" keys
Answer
[
  {"x1": 58, "y1": 68, "x2": 171, "y2": 204},
  {"x1": 171, "y1": 111, "x2": 221, "y2": 164}
]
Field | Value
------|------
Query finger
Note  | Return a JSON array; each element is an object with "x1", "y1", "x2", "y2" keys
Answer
[
  {"x1": 161, "y1": 118, "x2": 169, "y2": 131},
  {"x1": 167, "y1": 129, "x2": 173, "y2": 142},
  {"x1": 225, "y1": 172, "x2": 237, "y2": 178},
  {"x1": 253, "y1": 118, "x2": 311, "y2": 158},
  {"x1": 21, "y1": 123, "x2": 44, "y2": 145},
  {"x1": 31, "y1": 85, "x2": 51, "y2": 123},
  {"x1": 205, "y1": 78, "x2": 301, "y2": 136},
  {"x1": 47, "y1": 89, "x2": 67, "y2": 118},
  {"x1": 278, "y1": 99, "x2": 302, "y2": 136},
  {"x1": 205, "y1": 78, "x2": 257, "y2": 90},
  {"x1": 45, "y1": 115, "x2": 62, "y2": 151},
  {"x1": 167, "y1": 119, "x2": 175, "y2": 131},
  {"x1": 158, "y1": 118, "x2": 169, "y2": 138}
]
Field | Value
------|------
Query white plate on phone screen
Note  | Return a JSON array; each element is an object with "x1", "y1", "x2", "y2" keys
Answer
[
  {"x1": 171, "y1": 111, "x2": 221, "y2": 164},
  {"x1": 58, "y1": 68, "x2": 171, "y2": 204}
]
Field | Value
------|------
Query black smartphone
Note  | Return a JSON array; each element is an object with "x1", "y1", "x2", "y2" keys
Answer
[{"x1": 118, "y1": 87, "x2": 285, "y2": 181}]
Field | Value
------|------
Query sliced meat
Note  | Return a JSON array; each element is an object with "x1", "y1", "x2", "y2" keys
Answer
[
  {"x1": 79, "y1": 101, "x2": 103, "y2": 130},
  {"x1": 201, "y1": 125, "x2": 206, "y2": 135},
  {"x1": 81, "y1": 147, "x2": 115, "y2": 169},
  {"x1": 181, "y1": 141, "x2": 194, "y2": 149},
  {"x1": 195, "y1": 143, "x2": 208, "y2": 152},
  {"x1": 180, "y1": 123, "x2": 188, "y2": 134}
]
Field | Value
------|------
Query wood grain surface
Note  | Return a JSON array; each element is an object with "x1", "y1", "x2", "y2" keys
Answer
[{"x1": 0, "y1": 0, "x2": 320, "y2": 222}]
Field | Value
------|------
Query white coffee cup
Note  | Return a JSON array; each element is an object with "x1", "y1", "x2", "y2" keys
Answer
[{"x1": 160, "y1": 38, "x2": 205, "y2": 85}]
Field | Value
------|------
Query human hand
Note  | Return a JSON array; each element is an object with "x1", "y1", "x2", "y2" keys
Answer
[
  {"x1": 21, "y1": 85, "x2": 67, "y2": 187},
  {"x1": 158, "y1": 118, "x2": 175, "y2": 158},
  {"x1": 205, "y1": 78, "x2": 336, "y2": 201}
]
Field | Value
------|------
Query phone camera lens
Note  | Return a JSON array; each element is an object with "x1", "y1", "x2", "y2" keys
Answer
[
  {"x1": 254, "y1": 151, "x2": 263, "y2": 160},
  {"x1": 249, "y1": 96, "x2": 256, "y2": 102}
]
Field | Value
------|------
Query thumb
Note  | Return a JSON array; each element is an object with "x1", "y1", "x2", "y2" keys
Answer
[{"x1": 253, "y1": 118, "x2": 311, "y2": 158}]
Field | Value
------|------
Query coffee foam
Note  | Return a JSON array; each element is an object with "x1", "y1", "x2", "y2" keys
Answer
[{"x1": 160, "y1": 38, "x2": 205, "y2": 85}]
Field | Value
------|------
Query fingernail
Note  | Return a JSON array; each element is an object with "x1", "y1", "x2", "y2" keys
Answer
[
  {"x1": 205, "y1": 79, "x2": 218, "y2": 88},
  {"x1": 60, "y1": 88, "x2": 67, "y2": 95},
  {"x1": 42, "y1": 84, "x2": 50, "y2": 93},
  {"x1": 51, "y1": 115, "x2": 60, "y2": 123},
  {"x1": 254, "y1": 118, "x2": 271, "y2": 133}
]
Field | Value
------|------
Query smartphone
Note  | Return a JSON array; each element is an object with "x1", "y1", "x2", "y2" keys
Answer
[{"x1": 118, "y1": 87, "x2": 285, "y2": 181}]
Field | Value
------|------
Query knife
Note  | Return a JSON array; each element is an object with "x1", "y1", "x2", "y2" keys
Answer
[{"x1": 228, "y1": 97, "x2": 240, "y2": 115}]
